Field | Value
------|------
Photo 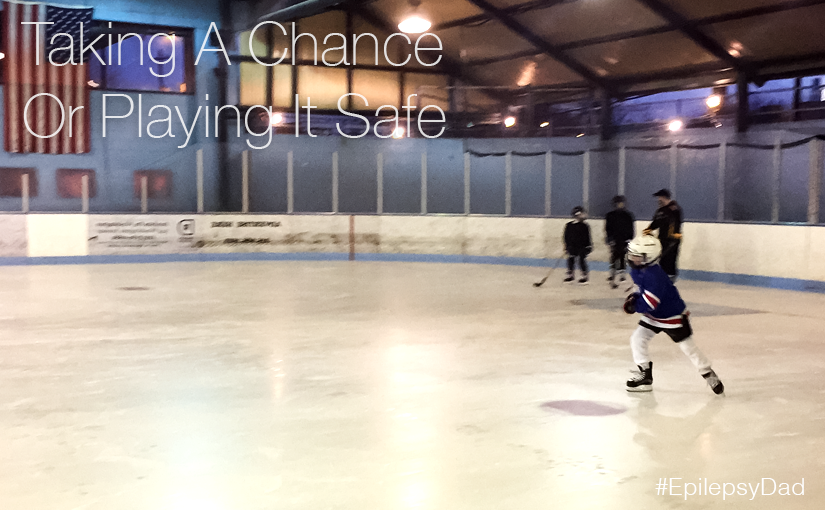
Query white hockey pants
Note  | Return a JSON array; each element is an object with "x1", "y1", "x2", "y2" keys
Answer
[{"x1": 630, "y1": 325, "x2": 712, "y2": 374}]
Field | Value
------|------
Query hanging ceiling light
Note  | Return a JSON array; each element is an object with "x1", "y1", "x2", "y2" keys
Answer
[
  {"x1": 667, "y1": 119, "x2": 684, "y2": 132},
  {"x1": 399, "y1": 0, "x2": 431, "y2": 34},
  {"x1": 504, "y1": 116, "x2": 517, "y2": 128},
  {"x1": 705, "y1": 94, "x2": 722, "y2": 110}
]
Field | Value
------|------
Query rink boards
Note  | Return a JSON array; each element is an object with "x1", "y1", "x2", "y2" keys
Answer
[{"x1": 2, "y1": 213, "x2": 825, "y2": 287}]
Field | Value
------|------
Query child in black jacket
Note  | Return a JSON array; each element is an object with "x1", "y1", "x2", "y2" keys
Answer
[{"x1": 563, "y1": 206, "x2": 592, "y2": 284}]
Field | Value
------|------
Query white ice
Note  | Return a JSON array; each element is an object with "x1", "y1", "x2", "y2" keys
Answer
[{"x1": 1, "y1": 261, "x2": 823, "y2": 510}]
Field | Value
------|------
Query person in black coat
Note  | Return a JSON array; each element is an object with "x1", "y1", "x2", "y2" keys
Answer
[
  {"x1": 605, "y1": 195, "x2": 636, "y2": 288},
  {"x1": 644, "y1": 189, "x2": 683, "y2": 282},
  {"x1": 563, "y1": 206, "x2": 592, "y2": 284}
]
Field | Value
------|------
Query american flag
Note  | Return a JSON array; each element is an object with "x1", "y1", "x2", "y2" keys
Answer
[{"x1": 3, "y1": 1, "x2": 93, "y2": 154}]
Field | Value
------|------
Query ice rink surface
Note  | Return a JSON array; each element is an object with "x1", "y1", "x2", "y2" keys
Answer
[{"x1": 1, "y1": 260, "x2": 823, "y2": 510}]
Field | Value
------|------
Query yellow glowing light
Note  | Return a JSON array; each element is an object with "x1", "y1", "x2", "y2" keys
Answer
[
  {"x1": 540, "y1": 121, "x2": 549, "y2": 128},
  {"x1": 392, "y1": 126, "x2": 406, "y2": 139},
  {"x1": 504, "y1": 116, "x2": 516, "y2": 128},
  {"x1": 398, "y1": 15, "x2": 431, "y2": 34},
  {"x1": 667, "y1": 119, "x2": 684, "y2": 132},
  {"x1": 576, "y1": 133, "x2": 584, "y2": 138},
  {"x1": 706, "y1": 94, "x2": 722, "y2": 109},
  {"x1": 0, "y1": 52, "x2": 5, "y2": 60},
  {"x1": 270, "y1": 113, "x2": 284, "y2": 126}
]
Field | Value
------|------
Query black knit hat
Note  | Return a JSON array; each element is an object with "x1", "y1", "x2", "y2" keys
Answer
[
  {"x1": 612, "y1": 195, "x2": 626, "y2": 204},
  {"x1": 571, "y1": 206, "x2": 585, "y2": 216},
  {"x1": 653, "y1": 188, "x2": 671, "y2": 198}
]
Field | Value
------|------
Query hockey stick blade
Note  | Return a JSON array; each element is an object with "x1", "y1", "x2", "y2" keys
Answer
[{"x1": 533, "y1": 276, "x2": 549, "y2": 287}]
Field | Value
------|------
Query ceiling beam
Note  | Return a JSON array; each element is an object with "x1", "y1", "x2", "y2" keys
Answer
[
  {"x1": 755, "y1": 50, "x2": 825, "y2": 70},
  {"x1": 696, "y1": 0, "x2": 825, "y2": 25},
  {"x1": 464, "y1": 0, "x2": 825, "y2": 69},
  {"x1": 608, "y1": 62, "x2": 735, "y2": 88},
  {"x1": 634, "y1": 0, "x2": 741, "y2": 69},
  {"x1": 462, "y1": 0, "x2": 607, "y2": 88},
  {"x1": 433, "y1": 0, "x2": 569, "y2": 31}
]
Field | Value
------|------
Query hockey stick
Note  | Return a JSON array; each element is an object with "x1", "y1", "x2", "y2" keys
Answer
[{"x1": 533, "y1": 255, "x2": 564, "y2": 287}]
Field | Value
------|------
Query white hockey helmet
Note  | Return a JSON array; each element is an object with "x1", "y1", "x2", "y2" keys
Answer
[{"x1": 626, "y1": 235, "x2": 661, "y2": 269}]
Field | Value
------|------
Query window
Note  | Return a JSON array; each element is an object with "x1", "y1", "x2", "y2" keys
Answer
[
  {"x1": 57, "y1": 169, "x2": 97, "y2": 198},
  {"x1": 133, "y1": 170, "x2": 172, "y2": 199},
  {"x1": 88, "y1": 22, "x2": 194, "y2": 94},
  {"x1": 0, "y1": 168, "x2": 38, "y2": 197}
]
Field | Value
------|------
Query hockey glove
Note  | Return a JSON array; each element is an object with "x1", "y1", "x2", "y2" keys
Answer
[{"x1": 623, "y1": 294, "x2": 638, "y2": 314}]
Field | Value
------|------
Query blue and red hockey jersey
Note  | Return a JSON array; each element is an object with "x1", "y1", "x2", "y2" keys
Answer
[{"x1": 629, "y1": 264, "x2": 687, "y2": 329}]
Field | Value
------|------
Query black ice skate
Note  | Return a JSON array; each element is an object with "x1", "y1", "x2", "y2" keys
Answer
[
  {"x1": 702, "y1": 369, "x2": 725, "y2": 395},
  {"x1": 627, "y1": 362, "x2": 653, "y2": 392},
  {"x1": 610, "y1": 280, "x2": 619, "y2": 289},
  {"x1": 578, "y1": 275, "x2": 589, "y2": 285},
  {"x1": 563, "y1": 273, "x2": 575, "y2": 283}
]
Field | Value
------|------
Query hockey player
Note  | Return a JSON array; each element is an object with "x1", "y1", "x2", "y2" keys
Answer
[
  {"x1": 622, "y1": 235, "x2": 724, "y2": 395},
  {"x1": 563, "y1": 206, "x2": 592, "y2": 284},
  {"x1": 644, "y1": 189, "x2": 683, "y2": 282},
  {"x1": 604, "y1": 195, "x2": 635, "y2": 289}
]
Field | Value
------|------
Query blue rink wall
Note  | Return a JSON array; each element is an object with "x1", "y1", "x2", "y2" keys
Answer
[{"x1": 2, "y1": 213, "x2": 825, "y2": 294}]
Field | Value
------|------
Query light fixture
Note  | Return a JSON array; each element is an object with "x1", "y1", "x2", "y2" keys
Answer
[
  {"x1": 667, "y1": 119, "x2": 683, "y2": 132},
  {"x1": 504, "y1": 116, "x2": 516, "y2": 128},
  {"x1": 576, "y1": 133, "x2": 584, "y2": 138},
  {"x1": 392, "y1": 126, "x2": 405, "y2": 139},
  {"x1": 0, "y1": 52, "x2": 5, "y2": 60},
  {"x1": 270, "y1": 112, "x2": 284, "y2": 126},
  {"x1": 540, "y1": 121, "x2": 549, "y2": 128},
  {"x1": 398, "y1": 0, "x2": 431, "y2": 34},
  {"x1": 705, "y1": 94, "x2": 722, "y2": 109}
]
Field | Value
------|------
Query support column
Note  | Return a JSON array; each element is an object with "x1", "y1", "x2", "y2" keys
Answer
[
  {"x1": 505, "y1": 151, "x2": 512, "y2": 216},
  {"x1": 771, "y1": 137, "x2": 782, "y2": 223},
  {"x1": 808, "y1": 138, "x2": 822, "y2": 224},
  {"x1": 22, "y1": 174, "x2": 29, "y2": 213},
  {"x1": 81, "y1": 175, "x2": 89, "y2": 213},
  {"x1": 670, "y1": 143, "x2": 678, "y2": 197},
  {"x1": 217, "y1": 0, "x2": 233, "y2": 211},
  {"x1": 242, "y1": 150, "x2": 250, "y2": 213},
  {"x1": 332, "y1": 151, "x2": 339, "y2": 213},
  {"x1": 141, "y1": 176, "x2": 148, "y2": 213},
  {"x1": 582, "y1": 150, "x2": 590, "y2": 211},
  {"x1": 717, "y1": 142, "x2": 727, "y2": 221},
  {"x1": 376, "y1": 153, "x2": 384, "y2": 214},
  {"x1": 600, "y1": 89, "x2": 614, "y2": 141},
  {"x1": 792, "y1": 77, "x2": 802, "y2": 122},
  {"x1": 464, "y1": 152, "x2": 471, "y2": 215},
  {"x1": 196, "y1": 148, "x2": 204, "y2": 213},
  {"x1": 544, "y1": 151, "x2": 552, "y2": 216},
  {"x1": 420, "y1": 152, "x2": 427, "y2": 214},
  {"x1": 736, "y1": 73, "x2": 750, "y2": 133},
  {"x1": 618, "y1": 146, "x2": 626, "y2": 195}
]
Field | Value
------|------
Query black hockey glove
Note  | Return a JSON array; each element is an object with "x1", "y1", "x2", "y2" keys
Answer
[{"x1": 623, "y1": 294, "x2": 638, "y2": 314}]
